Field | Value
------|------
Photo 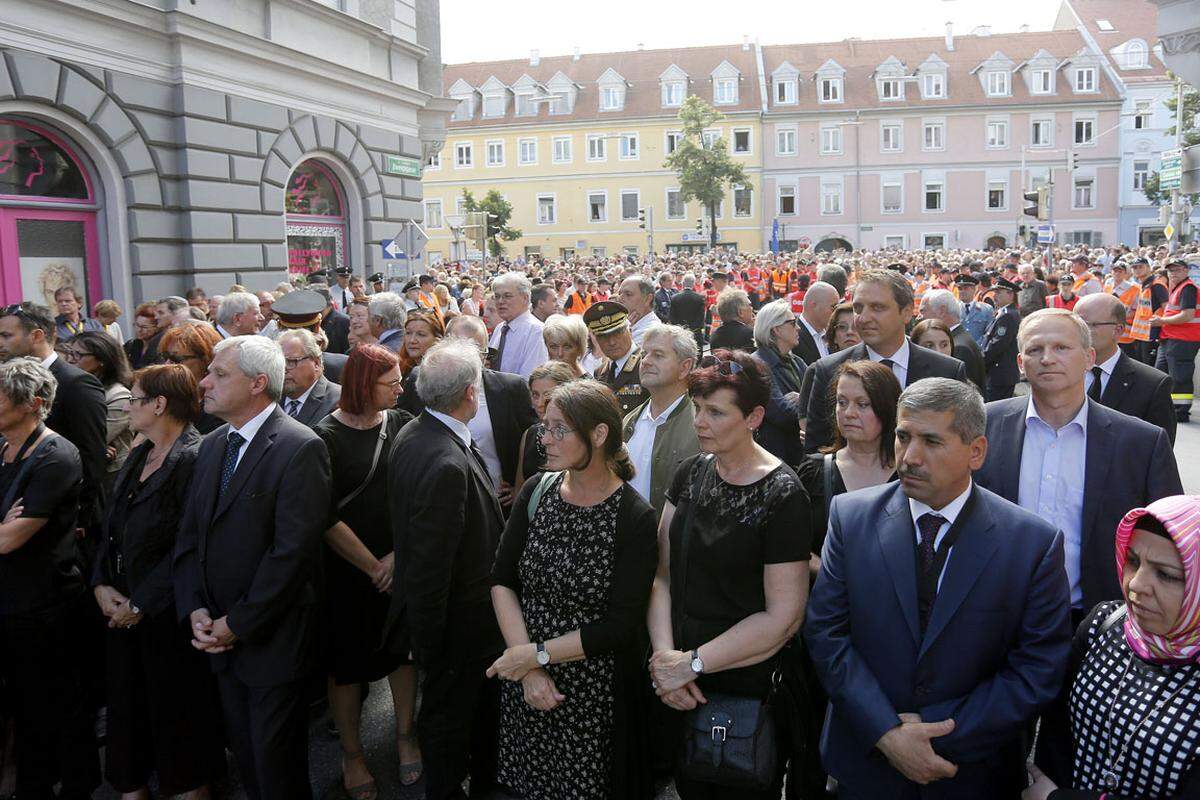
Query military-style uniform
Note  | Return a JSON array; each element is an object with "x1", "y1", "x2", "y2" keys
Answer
[
  {"x1": 981, "y1": 303, "x2": 1020, "y2": 402},
  {"x1": 596, "y1": 346, "x2": 650, "y2": 417}
]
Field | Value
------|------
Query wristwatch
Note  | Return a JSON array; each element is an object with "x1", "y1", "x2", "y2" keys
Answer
[
  {"x1": 690, "y1": 649, "x2": 705, "y2": 675},
  {"x1": 129, "y1": 603, "x2": 141, "y2": 616},
  {"x1": 535, "y1": 641, "x2": 551, "y2": 667}
]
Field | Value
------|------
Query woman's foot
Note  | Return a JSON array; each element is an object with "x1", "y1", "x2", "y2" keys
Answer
[
  {"x1": 341, "y1": 750, "x2": 378, "y2": 800},
  {"x1": 397, "y1": 732, "x2": 424, "y2": 787}
]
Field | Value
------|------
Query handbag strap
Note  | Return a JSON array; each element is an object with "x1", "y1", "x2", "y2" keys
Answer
[
  {"x1": 673, "y1": 453, "x2": 713, "y2": 639},
  {"x1": 526, "y1": 470, "x2": 561, "y2": 522},
  {"x1": 0, "y1": 423, "x2": 48, "y2": 516},
  {"x1": 337, "y1": 416, "x2": 388, "y2": 510},
  {"x1": 821, "y1": 453, "x2": 835, "y2": 524}
]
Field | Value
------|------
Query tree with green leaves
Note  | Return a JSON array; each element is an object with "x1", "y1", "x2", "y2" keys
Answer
[
  {"x1": 1141, "y1": 77, "x2": 1198, "y2": 206},
  {"x1": 461, "y1": 188, "x2": 522, "y2": 257},
  {"x1": 664, "y1": 95, "x2": 750, "y2": 250}
]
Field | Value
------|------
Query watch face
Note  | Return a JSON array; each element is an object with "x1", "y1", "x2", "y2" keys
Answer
[
  {"x1": 537, "y1": 649, "x2": 550, "y2": 666},
  {"x1": 691, "y1": 657, "x2": 703, "y2": 673}
]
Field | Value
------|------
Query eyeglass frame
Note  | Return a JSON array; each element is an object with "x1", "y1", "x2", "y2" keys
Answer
[
  {"x1": 698, "y1": 354, "x2": 744, "y2": 375},
  {"x1": 541, "y1": 423, "x2": 577, "y2": 442},
  {"x1": 162, "y1": 352, "x2": 202, "y2": 365}
]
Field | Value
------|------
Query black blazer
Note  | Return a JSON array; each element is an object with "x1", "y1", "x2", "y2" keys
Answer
[
  {"x1": 385, "y1": 411, "x2": 505, "y2": 665},
  {"x1": 800, "y1": 341, "x2": 967, "y2": 453},
  {"x1": 709, "y1": 320, "x2": 755, "y2": 353},
  {"x1": 291, "y1": 375, "x2": 341, "y2": 428},
  {"x1": 321, "y1": 310, "x2": 351, "y2": 354},
  {"x1": 173, "y1": 407, "x2": 331, "y2": 687},
  {"x1": 668, "y1": 289, "x2": 706, "y2": 334},
  {"x1": 1100, "y1": 352, "x2": 1177, "y2": 444},
  {"x1": 950, "y1": 324, "x2": 987, "y2": 392},
  {"x1": 973, "y1": 397, "x2": 1182, "y2": 609},
  {"x1": 322, "y1": 352, "x2": 347, "y2": 385},
  {"x1": 981, "y1": 305, "x2": 1021, "y2": 387},
  {"x1": 94, "y1": 426, "x2": 200, "y2": 618},
  {"x1": 47, "y1": 356, "x2": 108, "y2": 530},
  {"x1": 754, "y1": 345, "x2": 806, "y2": 465},
  {"x1": 123, "y1": 329, "x2": 163, "y2": 370},
  {"x1": 791, "y1": 320, "x2": 823, "y2": 367}
]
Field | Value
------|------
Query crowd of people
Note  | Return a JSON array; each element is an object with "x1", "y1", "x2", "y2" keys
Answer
[{"x1": 0, "y1": 238, "x2": 1196, "y2": 800}]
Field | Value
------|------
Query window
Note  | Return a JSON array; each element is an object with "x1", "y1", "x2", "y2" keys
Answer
[
  {"x1": 881, "y1": 122, "x2": 902, "y2": 152},
  {"x1": 714, "y1": 77, "x2": 738, "y2": 104},
  {"x1": 776, "y1": 127, "x2": 797, "y2": 156},
  {"x1": 451, "y1": 96, "x2": 474, "y2": 121},
  {"x1": 586, "y1": 134, "x2": 607, "y2": 161},
  {"x1": 665, "y1": 131, "x2": 683, "y2": 154},
  {"x1": 1134, "y1": 101, "x2": 1152, "y2": 129},
  {"x1": 1125, "y1": 41, "x2": 1149, "y2": 69},
  {"x1": 733, "y1": 129, "x2": 751, "y2": 154},
  {"x1": 515, "y1": 93, "x2": 535, "y2": 116},
  {"x1": 882, "y1": 182, "x2": 902, "y2": 213},
  {"x1": 820, "y1": 77, "x2": 842, "y2": 102},
  {"x1": 879, "y1": 78, "x2": 902, "y2": 100},
  {"x1": 1031, "y1": 69, "x2": 1053, "y2": 94},
  {"x1": 662, "y1": 80, "x2": 685, "y2": 107},
  {"x1": 922, "y1": 72, "x2": 945, "y2": 98},
  {"x1": 454, "y1": 142, "x2": 473, "y2": 168},
  {"x1": 426, "y1": 151, "x2": 441, "y2": 170},
  {"x1": 923, "y1": 120, "x2": 945, "y2": 151},
  {"x1": 455, "y1": 196, "x2": 468, "y2": 216},
  {"x1": 777, "y1": 185, "x2": 796, "y2": 215},
  {"x1": 1073, "y1": 176, "x2": 1095, "y2": 209},
  {"x1": 482, "y1": 94, "x2": 505, "y2": 117},
  {"x1": 775, "y1": 79, "x2": 797, "y2": 104},
  {"x1": 667, "y1": 189, "x2": 685, "y2": 219},
  {"x1": 821, "y1": 125, "x2": 843, "y2": 155},
  {"x1": 537, "y1": 194, "x2": 556, "y2": 225},
  {"x1": 702, "y1": 129, "x2": 721, "y2": 150},
  {"x1": 1075, "y1": 67, "x2": 1096, "y2": 92},
  {"x1": 1133, "y1": 160, "x2": 1149, "y2": 190},
  {"x1": 552, "y1": 136, "x2": 572, "y2": 164},
  {"x1": 987, "y1": 180, "x2": 1007, "y2": 210},
  {"x1": 884, "y1": 234, "x2": 906, "y2": 249},
  {"x1": 986, "y1": 118, "x2": 1009, "y2": 148},
  {"x1": 518, "y1": 137, "x2": 537, "y2": 165},
  {"x1": 587, "y1": 191, "x2": 607, "y2": 222},
  {"x1": 924, "y1": 181, "x2": 944, "y2": 212},
  {"x1": 1031, "y1": 118, "x2": 1053, "y2": 147},
  {"x1": 591, "y1": 247, "x2": 607, "y2": 258},
  {"x1": 549, "y1": 92, "x2": 571, "y2": 115},
  {"x1": 619, "y1": 133, "x2": 639, "y2": 160},
  {"x1": 1074, "y1": 117, "x2": 1095, "y2": 146},
  {"x1": 620, "y1": 190, "x2": 640, "y2": 221},
  {"x1": 600, "y1": 86, "x2": 623, "y2": 111},
  {"x1": 1066, "y1": 231, "x2": 1100, "y2": 246},
  {"x1": 923, "y1": 233, "x2": 946, "y2": 250},
  {"x1": 424, "y1": 199, "x2": 443, "y2": 228},
  {"x1": 985, "y1": 70, "x2": 1010, "y2": 97},
  {"x1": 485, "y1": 140, "x2": 504, "y2": 167},
  {"x1": 821, "y1": 181, "x2": 842, "y2": 215},
  {"x1": 733, "y1": 185, "x2": 752, "y2": 217}
]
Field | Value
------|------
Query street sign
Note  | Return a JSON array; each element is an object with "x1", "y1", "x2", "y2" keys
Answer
[
  {"x1": 407, "y1": 221, "x2": 429, "y2": 256},
  {"x1": 797, "y1": 235, "x2": 812, "y2": 248},
  {"x1": 1162, "y1": 148, "x2": 1183, "y2": 191},
  {"x1": 1165, "y1": 222, "x2": 1176, "y2": 240},
  {"x1": 384, "y1": 155, "x2": 422, "y2": 178},
  {"x1": 1037, "y1": 224, "x2": 1055, "y2": 244},
  {"x1": 381, "y1": 238, "x2": 406, "y2": 259}
]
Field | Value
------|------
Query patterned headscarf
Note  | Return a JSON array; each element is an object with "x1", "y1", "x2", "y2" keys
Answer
[{"x1": 1114, "y1": 495, "x2": 1200, "y2": 665}]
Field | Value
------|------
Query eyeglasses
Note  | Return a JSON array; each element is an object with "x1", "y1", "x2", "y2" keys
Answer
[
  {"x1": 699, "y1": 355, "x2": 744, "y2": 375},
  {"x1": 134, "y1": 322, "x2": 157, "y2": 331},
  {"x1": 63, "y1": 349, "x2": 93, "y2": 362},
  {"x1": 543, "y1": 423, "x2": 577, "y2": 441},
  {"x1": 284, "y1": 356, "x2": 317, "y2": 369},
  {"x1": 377, "y1": 377, "x2": 403, "y2": 388},
  {"x1": 1086, "y1": 322, "x2": 1121, "y2": 330},
  {"x1": 163, "y1": 352, "x2": 201, "y2": 365},
  {"x1": 129, "y1": 395, "x2": 157, "y2": 405}
]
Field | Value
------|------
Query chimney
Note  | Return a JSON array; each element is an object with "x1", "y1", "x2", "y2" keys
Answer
[
  {"x1": 945, "y1": 21, "x2": 954, "y2": 51},
  {"x1": 1019, "y1": 23, "x2": 1030, "y2": 33},
  {"x1": 973, "y1": 25, "x2": 992, "y2": 37},
  {"x1": 572, "y1": 46, "x2": 580, "y2": 62},
  {"x1": 742, "y1": 35, "x2": 751, "y2": 52},
  {"x1": 637, "y1": 42, "x2": 644, "y2": 51},
  {"x1": 529, "y1": 49, "x2": 540, "y2": 67}
]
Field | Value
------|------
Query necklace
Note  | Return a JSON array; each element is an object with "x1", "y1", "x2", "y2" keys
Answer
[{"x1": 1100, "y1": 653, "x2": 1198, "y2": 790}]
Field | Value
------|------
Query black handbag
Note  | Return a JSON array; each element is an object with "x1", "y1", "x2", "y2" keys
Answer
[{"x1": 674, "y1": 454, "x2": 779, "y2": 791}]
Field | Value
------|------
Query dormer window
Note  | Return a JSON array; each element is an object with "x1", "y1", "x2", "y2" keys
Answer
[
  {"x1": 879, "y1": 78, "x2": 903, "y2": 100},
  {"x1": 820, "y1": 77, "x2": 842, "y2": 102},
  {"x1": 1031, "y1": 69, "x2": 1053, "y2": 94},
  {"x1": 481, "y1": 94, "x2": 506, "y2": 118},
  {"x1": 662, "y1": 80, "x2": 685, "y2": 107},
  {"x1": 451, "y1": 95, "x2": 474, "y2": 121},
  {"x1": 922, "y1": 73, "x2": 945, "y2": 98},
  {"x1": 515, "y1": 93, "x2": 535, "y2": 116},
  {"x1": 1124, "y1": 40, "x2": 1149, "y2": 69},
  {"x1": 985, "y1": 70, "x2": 1010, "y2": 97},
  {"x1": 601, "y1": 86, "x2": 623, "y2": 110},
  {"x1": 550, "y1": 92, "x2": 570, "y2": 115},
  {"x1": 1074, "y1": 67, "x2": 1096, "y2": 92},
  {"x1": 775, "y1": 78, "x2": 797, "y2": 105},
  {"x1": 714, "y1": 77, "x2": 738, "y2": 104}
]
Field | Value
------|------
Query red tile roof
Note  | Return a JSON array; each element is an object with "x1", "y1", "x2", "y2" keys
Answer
[{"x1": 1056, "y1": 0, "x2": 1170, "y2": 82}]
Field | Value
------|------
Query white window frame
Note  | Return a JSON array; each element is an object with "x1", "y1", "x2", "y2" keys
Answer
[
  {"x1": 1031, "y1": 69, "x2": 1053, "y2": 95},
  {"x1": 666, "y1": 188, "x2": 685, "y2": 220},
  {"x1": 702, "y1": 128, "x2": 722, "y2": 150},
  {"x1": 517, "y1": 137, "x2": 537, "y2": 166},
  {"x1": 1073, "y1": 115, "x2": 1097, "y2": 147},
  {"x1": 775, "y1": 78, "x2": 798, "y2": 105},
  {"x1": 587, "y1": 190, "x2": 608, "y2": 223},
  {"x1": 549, "y1": 91, "x2": 571, "y2": 116},
  {"x1": 662, "y1": 80, "x2": 685, "y2": 108},
  {"x1": 924, "y1": 180, "x2": 945, "y2": 213},
  {"x1": 586, "y1": 134, "x2": 607, "y2": 162},
  {"x1": 600, "y1": 85, "x2": 624, "y2": 111},
  {"x1": 455, "y1": 196, "x2": 468, "y2": 217},
  {"x1": 986, "y1": 179, "x2": 1008, "y2": 211},
  {"x1": 922, "y1": 72, "x2": 945, "y2": 99},
  {"x1": 820, "y1": 181, "x2": 843, "y2": 215},
  {"x1": 820, "y1": 125, "x2": 843, "y2": 155},
  {"x1": 986, "y1": 117, "x2": 1009, "y2": 149},
  {"x1": 1134, "y1": 100, "x2": 1152, "y2": 130},
  {"x1": 819, "y1": 77, "x2": 843, "y2": 103},
  {"x1": 1030, "y1": 116, "x2": 1054, "y2": 148},
  {"x1": 714, "y1": 77, "x2": 738, "y2": 105},
  {"x1": 552, "y1": 135, "x2": 572, "y2": 164},
  {"x1": 880, "y1": 121, "x2": 903, "y2": 153},
  {"x1": 879, "y1": 78, "x2": 903, "y2": 101},
  {"x1": 884, "y1": 234, "x2": 907, "y2": 249},
  {"x1": 733, "y1": 185, "x2": 752, "y2": 218},
  {"x1": 922, "y1": 120, "x2": 945, "y2": 152},
  {"x1": 922, "y1": 232, "x2": 948, "y2": 250},
  {"x1": 485, "y1": 139, "x2": 505, "y2": 167},
  {"x1": 881, "y1": 181, "x2": 903, "y2": 214},
  {"x1": 1074, "y1": 67, "x2": 1097, "y2": 93},
  {"x1": 665, "y1": 130, "x2": 683, "y2": 155},
  {"x1": 776, "y1": 126, "x2": 797, "y2": 156},
  {"x1": 1072, "y1": 176, "x2": 1095, "y2": 209},
  {"x1": 425, "y1": 151, "x2": 441, "y2": 171},
  {"x1": 536, "y1": 193, "x2": 557, "y2": 225},
  {"x1": 732, "y1": 128, "x2": 752, "y2": 155},
  {"x1": 985, "y1": 70, "x2": 1010, "y2": 97},
  {"x1": 423, "y1": 198, "x2": 443, "y2": 229},
  {"x1": 1133, "y1": 160, "x2": 1149, "y2": 190},
  {"x1": 777, "y1": 184, "x2": 797, "y2": 216},
  {"x1": 454, "y1": 141, "x2": 473, "y2": 168},
  {"x1": 481, "y1": 93, "x2": 506, "y2": 118},
  {"x1": 515, "y1": 93, "x2": 536, "y2": 117},
  {"x1": 620, "y1": 189, "x2": 640, "y2": 221},
  {"x1": 619, "y1": 132, "x2": 639, "y2": 161},
  {"x1": 450, "y1": 95, "x2": 474, "y2": 121}
]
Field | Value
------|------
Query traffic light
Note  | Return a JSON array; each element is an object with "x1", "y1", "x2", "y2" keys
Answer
[
  {"x1": 696, "y1": 218, "x2": 704, "y2": 235},
  {"x1": 1067, "y1": 150, "x2": 1080, "y2": 173},
  {"x1": 1023, "y1": 187, "x2": 1048, "y2": 221},
  {"x1": 638, "y1": 208, "x2": 647, "y2": 229}
]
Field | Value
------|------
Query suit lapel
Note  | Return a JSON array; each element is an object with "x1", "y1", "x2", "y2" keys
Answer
[
  {"x1": 877, "y1": 487, "x2": 921, "y2": 646},
  {"x1": 298, "y1": 378, "x2": 327, "y2": 425},
  {"x1": 212, "y1": 410, "x2": 280, "y2": 521},
  {"x1": 1080, "y1": 400, "x2": 1113, "y2": 552},
  {"x1": 998, "y1": 401, "x2": 1027, "y2": 501},
  {"x1": 1101, "y1": 354, "x2": 1134, "y2": 405},
  {"x1": 452, "y1": 432, "x2": 504, "y2": 525}
]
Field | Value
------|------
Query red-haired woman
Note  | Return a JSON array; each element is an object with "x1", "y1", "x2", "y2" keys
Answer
[
  {"x1": 313, "y1": 344, "x2": 422, "y2": 798},
  {"x1": 159, "y1": 322, "x2": 223, "y2": 433}
]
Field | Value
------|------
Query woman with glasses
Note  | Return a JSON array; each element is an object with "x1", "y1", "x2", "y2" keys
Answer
[
  {"x1": 347, "y1": 297, "x2": 376, "y2": 349},
  {"x1": 752, "y1": 299, "x2": 808, "y2": 465},
  {"x1": 313, "y1": 344, "x2": 421, "y2": 798},
  {"x1": 64, "y1": 331, "x2": 136, "y2": 492},
  {"x1": 824, "y1": 302, "x2": 861, "y2": 354},
  {"x1": 90, "y1": 364, "x2": 226, "y2": 800},
  {"x1": 488, "y1": 379, "x2": 658, "y2": 800},
  {"x1": 123, "y1": 302, "x2": 162, "y2": 370},
  {"x1": 646, "y1": 350, "x2": 811, "y2": 800},
  {"x1": 514, "y1": 361, "x2": 576, "y2": 489},
  {"x1": 158, "y1": 322, "x2": 223, "y2": 434}
]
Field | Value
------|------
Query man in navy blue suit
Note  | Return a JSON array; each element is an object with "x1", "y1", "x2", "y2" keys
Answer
[{"x1": 805, "y1": 378, "x2": 1071, "y2": 799}]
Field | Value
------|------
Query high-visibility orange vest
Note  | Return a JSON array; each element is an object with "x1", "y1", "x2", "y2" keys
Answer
[
  {"x1": 789, "y1": 290, "x2": 806, "y2": 314},
  {"x1": 417, "y1": 292, "x2": 445, "y2": 326},
  {"x1": 1129, "y1": 277, "x2": 1167, "y2": 343},
  {"x1": 1047, "y1": 295, "x2": 1079, "y2": 310},
  {"x1": 1073, "y1": 274, "x2": 1095, "y2": 294},
  {"x1": 1160, "y1": 279, "x2": 1200, "y2": 341},
  {"x1": 563, "y1": 291, "x2": 592, "y2": 315},
  {"x1": 1112, "y1": 280, "x2": 1140, "y2": 345}
]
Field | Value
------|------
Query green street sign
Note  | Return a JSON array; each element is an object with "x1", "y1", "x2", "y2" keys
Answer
[
  {"x1": 1161, "y1": 148, "x2": 1183, "y2": 191},
  {"x1": 384, "y1": 155, "x2": 422, "y2": 178}
]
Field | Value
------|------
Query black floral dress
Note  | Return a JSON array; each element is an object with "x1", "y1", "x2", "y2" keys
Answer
[{"x1": 497, "y1": 475, "x2": 622, "y2": 800}]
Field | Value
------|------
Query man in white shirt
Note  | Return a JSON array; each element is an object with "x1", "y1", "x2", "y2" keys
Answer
[
  {"x1": 794, "y1": 281, "x2": 838, "y2": 364},
  {"x1": 215, "y1": 292, "x2": 264, "y2": 339},
  {"x1": 618, "y1": 274, "x2": 661, "y2": 348},
  {"x1": 489, "y1": 271, "x2": 548, "y2": 378}
]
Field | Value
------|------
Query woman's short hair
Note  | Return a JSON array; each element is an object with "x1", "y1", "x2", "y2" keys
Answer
[
  {"x1": 68, "y1": 331, "x2": 132, "y2": 388},
  {"x1": 528, "y1": 361, "x2": 576, "y2": 387},
  {"x1": 547, "y1": 379, "x2": 633, "y2": 481},
  {"x1": 686, "y1": 349, "x2": 771, "y2": 418},
  {"x1": 0, "y1": 357, "x2": 56, "y2": 421},
  {"x1": 133, "y1": 364, "x2": 200, "y2": 423},
  {"x1": 823, "y1": 360, "x2": 901, "y2": 465},
  {"x1": 134, "y1": 302, "x2": 157, "y2": 321},
  {"x1": 93, "y1": 299, "x2": 122, "y2": 319},
  {"x1": 542, "y1": 313, "x2": 588, "y2": 356},
  {"x1": 752, "y1": 299, "x2": 796, "y2": 350},
  {"x1": 910, "y1": 318, "x2": 954, "y2": 350},
  {"x1": 160, "y1": 321, "x2": 222, "y2": 367},
  {"x1": 416, "y1": 338, "x2": 482, "y2": 413},
  {"x1": 823, "y1": 303, "x2": 855, "y2": 351},
  {"x1": 715, "y1": 288, "x2": 751, "y2": 323},
  {"x1": 339, "y1": 343, "x2": 399, "y2": 416}
]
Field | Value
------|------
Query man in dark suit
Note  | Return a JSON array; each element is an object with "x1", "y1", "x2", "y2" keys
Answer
[
  {"x1": 1075, "y1": 293, "x2": 1177, "y2": 443},
  {"x1": 173, "y1": 335, "x2": 331, "y2": 800},
  {"x1": 585, "y1": 301, "x2": 651, "y2": 416},
  {"x1": 921, "y1": 288, "x2": 986, "y2": 392},
  {"x1": 806, "y1": 378, "x2": 1071, "y2": 799},
  {"x1": 278, "y1": 329, "x2": 341, "y2": 427},
  {"x1": 385, "y1": 337, "x2": 504, "y2": 800},
  {"x1": 313, "y1": 286, "x2": 350, "y2": 354},
  {"x1": 368, "y1": 291, "x2": 406, "y2": 353},
  {"x1": 800, "y1": 270, "x2": 967, "y2": 453},
  {"x1": 792, "y1": 281, "x2": 839, "y2": 366},
  {"x1": 974, "y1": 308, "x2": 1182, "y2": 621},
  {"x1": 667, "y1": 273, "x2": 707, "y2": 351},
  {"x1": 708, "y1": 289, "x2": 756, "y2": 352},
  {"x1": 980, "y1": 278, "x2": 1021, "y2": 401}
]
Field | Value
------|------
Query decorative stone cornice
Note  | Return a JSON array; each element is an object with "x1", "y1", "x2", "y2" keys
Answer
[{"x1": 1160, "y1": 28, "x2": 1200, "y2": 55}]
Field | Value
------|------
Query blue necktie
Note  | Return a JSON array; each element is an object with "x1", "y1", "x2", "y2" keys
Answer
[{"x1": 220, "y1": 432, "x2": 245, "y2": 496}]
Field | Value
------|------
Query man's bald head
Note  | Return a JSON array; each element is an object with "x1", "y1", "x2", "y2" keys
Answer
[
  {"x1": 802, "y1": 281, "x2": 840, "y2": 331},
  {"x1": 1074, "y1": 293, "x2": 1125, "y2": 361}
]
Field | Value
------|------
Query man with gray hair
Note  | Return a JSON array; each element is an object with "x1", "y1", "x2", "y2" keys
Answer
[
  {"x1": 174, "y1": 334, "x2": 331, "y2": 800},
  {"x1": 619, "y1": 274, "x2": 661, "y2": 347},
  {"x1": 215, "y1": 292, "x2": 264, "y2": 339},
  {"x1": 385, "y1": 337, "x2": 504, "y2": 800},
  {"x1": 806, "y1": 377, "x2": 1071, "y2": 799},
  {"x1": 489, "y1": 271, "x2": 548, "y2": 378},
  {"x1": 277, "y1": 328, "x2": 341, "y2": 427},
  {"x1": 367, "y1": 291, "x2": 407, "y2": 353},
  {"x1": 920, "y1": 288, "x2": 986, "y2": 392}
]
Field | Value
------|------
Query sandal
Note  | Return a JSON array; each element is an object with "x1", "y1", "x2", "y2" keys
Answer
[
  {"x1": 397, "y1": 732, "x2": 424, "y2": 787},
  {"x1": 341, "y1": 750, "x2": 378, "y2": 800}
]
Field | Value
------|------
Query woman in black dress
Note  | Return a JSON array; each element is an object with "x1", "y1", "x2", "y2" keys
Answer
[
  {"x1": 314, "y1": 343, "x2": 419, "y2": 799},
  {"x1": 488, "y1": 379, "x2": 658, "y2": 800},
  {"x1": 646, "y1": 350, "x2": 811, "y2": 800},
  {"x1": 91, "y1": 364, "x2": 225, "y2": 799},
  {"x1": 514, "y1": 361, "x2": 576, "y2": 488}
]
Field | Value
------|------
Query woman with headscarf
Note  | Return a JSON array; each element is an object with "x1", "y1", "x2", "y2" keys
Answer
[{"x1": 1030, "y1": 495, "x2": 1200, "y2": 800}]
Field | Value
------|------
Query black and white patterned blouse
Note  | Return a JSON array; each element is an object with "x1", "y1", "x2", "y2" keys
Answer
[{"x1": 1068, "y1": 600, "x2": 1200, "y2": 797}]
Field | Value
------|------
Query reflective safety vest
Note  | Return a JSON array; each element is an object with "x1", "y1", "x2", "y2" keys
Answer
[
  {"x1": 772, "y1": 268, "x2": 790, "y2": 296},
  {"x1": 1160, "y1": 279, "x2": 1200, "y2": 342},
  {"x1": 1047, "y1": 294, "x2": 1079, "y2": 311},
  {"x1": 417, "y1": 292, "x2": 445, "y2": 326},
  {"x1": 1112, "y1": 280, "x2": 1140, "y2": 345},
  {"x1": 563, "y1": 291, "x2": 593, "y2": 315},
  {"x1": 1129, "y1": 277, "x2": 1167, "y2": 343},
  {"x1": 789, "y1": 290, "x2": 806, "y2": 315}
]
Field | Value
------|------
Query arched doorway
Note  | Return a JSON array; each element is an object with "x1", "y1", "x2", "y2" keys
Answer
[
  {"x1": 285, "y1": 159, "x2": 348, "y2": 278},
  {"x1": 985, "y1": 234, "x2": 1007, "y2": 250},
  {"x1": 814, "y1": 236, "x2": 852, "y2": 253},
  {"x1": 0, "y1": 117, "x2": 102, "y2": 307}
]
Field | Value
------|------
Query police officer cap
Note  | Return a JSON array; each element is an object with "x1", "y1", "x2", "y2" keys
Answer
[
  {"x1": 994, "y1": 277, "x2": 1019, "y2": 293},
  {"x1": 368, "y1": 272, "x2": 385, "y2": 284},
  {"x1": 401, "y1": 278, "x2": 420, "y2": 294},
  {"x1": 333, "y1": 266, "x2": 353, "y2": 277},
  {"x1": 583, "y1": 301, "x2": 630, "y2": 336},
  {"x1": 271, "y1": 289, "x2": 326, "y2": 330},
  {"x1": 954, "y1": 274, "x2": 979, "y2": 287}
]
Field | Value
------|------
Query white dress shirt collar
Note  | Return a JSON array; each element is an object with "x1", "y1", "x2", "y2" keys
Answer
[
  {"x1": 908, "y1": 480, "x2": 973, "y2": 531},
  {"x1": 799, "y1": 315, "x2": 829, "y2": 358},
  {"x1": 866, "y1": 338, "x2": 911, "y2": 371},
  {"x1": 1026, "y1": 393, "x2": 1089, "y2": 435},
  {"x1": 427, "y1": 408, "x2": 472, "y2": 448},
  {"x1": 229, "y1": 402, "x2": 276, "y2": 445},
  {"x1": 1095, "y1": 349, "x2": 1120, "y2": 378},
  {"x1": 284, "y1": 380, "x2": 317, "y2": 413},
  {"x1": 40, "y1": 352, "x2": 57, "y2": 369}
]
